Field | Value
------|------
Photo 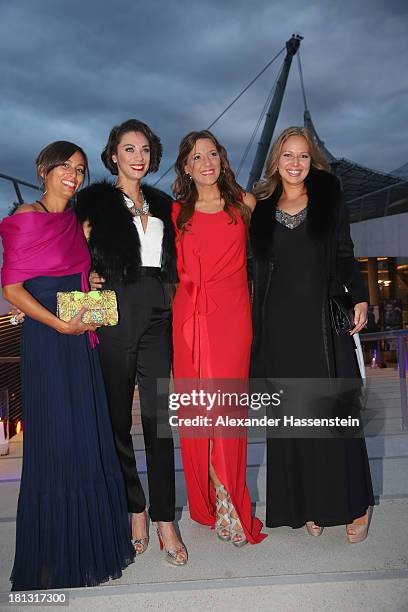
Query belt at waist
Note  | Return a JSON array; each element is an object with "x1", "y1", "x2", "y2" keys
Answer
[{"x1": 139, "y1": 267, "x2": 161, "y2": 278}]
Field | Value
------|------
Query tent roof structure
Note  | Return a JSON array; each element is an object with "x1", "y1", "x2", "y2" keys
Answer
[
  {"x1": 304, "y1": 111, "x2": 407, "y2": 222},
  {"x1": 331, "y1": 157, "x2": 402, "y2": 202}
]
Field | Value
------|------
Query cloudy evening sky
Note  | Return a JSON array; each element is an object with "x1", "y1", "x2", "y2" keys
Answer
[{"x1": 0, "y1": 0, "x2": 407, "y2": 218}]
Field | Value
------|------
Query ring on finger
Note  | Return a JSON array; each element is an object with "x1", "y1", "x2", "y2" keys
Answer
[{"x1": 10, "y1": 315, "x2": 19, "y2": 325}]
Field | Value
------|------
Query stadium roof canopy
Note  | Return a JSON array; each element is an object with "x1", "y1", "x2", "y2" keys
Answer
[
  {"x1": 304, "y1": 111, "x2": 407, "y2": 223},
  {"x1": 331, "y1": 158, "x2": 402, "y2": 201}
]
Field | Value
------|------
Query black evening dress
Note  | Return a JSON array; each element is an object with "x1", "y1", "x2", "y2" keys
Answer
[{"x1": 264, "y1": 208, "x2": 374, "y2": 528}]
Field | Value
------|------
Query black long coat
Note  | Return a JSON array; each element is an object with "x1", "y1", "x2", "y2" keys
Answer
[
  {"x1": 249, "y1": 168, "x2": 368, "y2": 378},
  {"x1": 75, "y1": 181, "x2": 177, "y2": 286}
]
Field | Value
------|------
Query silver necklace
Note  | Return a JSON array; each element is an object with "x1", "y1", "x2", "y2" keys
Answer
[{"x1": 123, "y1": 189, "x2": 149, "y2": 216}]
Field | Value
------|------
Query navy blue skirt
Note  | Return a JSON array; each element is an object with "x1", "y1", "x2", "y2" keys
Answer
[{"x1": 11, "y1": 274, "x2": 135, "y2": 591}]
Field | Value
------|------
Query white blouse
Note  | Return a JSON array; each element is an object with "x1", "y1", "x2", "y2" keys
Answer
[{"x1": 133, "y1": 216, "x2": 163, "y2": 267}]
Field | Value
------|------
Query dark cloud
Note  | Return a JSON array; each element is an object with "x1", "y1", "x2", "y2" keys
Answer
[{"x1": 0, "y1": 0, "x2": 407, "y2": 216}]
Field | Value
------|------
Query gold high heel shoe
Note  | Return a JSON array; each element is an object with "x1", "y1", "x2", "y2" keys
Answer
[
  {"x1": 306, "y1": 521, "x2": 324, "y2": 537},
  {"x1": 155, "y1": 524, "x2": 188, "y2": 566},
  {"x1": 346, "y1": 507, "x2": 373, "y2": 544},
  {"x1": 131, "y1": 510, "x2": 149, "y2": 555},
  {"x1": 215, "y1": 484, "x2": 231, "y2": 541}
]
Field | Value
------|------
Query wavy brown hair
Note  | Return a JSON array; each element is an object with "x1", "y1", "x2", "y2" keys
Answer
[
  {"x1": 253, "y1": 126, "x2": 330, "y2": 200},
  {"x1": 101, "y1": 118, "x2": 162, "y2": 175},
  {"x1": 172, "y1": 130, "x2": 251, "y2": 234}
]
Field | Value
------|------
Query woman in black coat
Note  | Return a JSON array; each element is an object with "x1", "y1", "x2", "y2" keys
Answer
[
  {"x1": 76, "y1": 119, "x2": 187, "y2": 565},
  {"x1": 250, "y1": 126, "x2": 374, "y2": 542}
]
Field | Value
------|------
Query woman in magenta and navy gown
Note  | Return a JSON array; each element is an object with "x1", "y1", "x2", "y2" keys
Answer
[{"x1": 0, "y1": 141, "x2": 135, "y2": 591}]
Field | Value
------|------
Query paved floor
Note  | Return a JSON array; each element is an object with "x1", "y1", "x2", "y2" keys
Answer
[{"x1": 0, "y1": 367, "x2": 407, "y2": 611}]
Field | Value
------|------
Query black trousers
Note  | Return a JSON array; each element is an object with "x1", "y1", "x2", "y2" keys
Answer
[{"x1": 97, "y1": 272, "x2": 175, "y2": 521}]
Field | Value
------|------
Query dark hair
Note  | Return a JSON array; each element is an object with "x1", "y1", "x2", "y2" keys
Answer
[
  {"x1": 172, "y1": 129, "x2": 251, "y2": 234},
  {"x1": 101, "y1": 119, "x2": 163, "y2": 175},
  {"x1": 36, "y1": 141, "x2": 90, "y2": 187}
]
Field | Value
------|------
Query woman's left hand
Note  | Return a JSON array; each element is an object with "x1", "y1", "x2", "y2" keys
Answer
[{"x1": 350, "y1": 301, "x2": 368, "y2": 335}]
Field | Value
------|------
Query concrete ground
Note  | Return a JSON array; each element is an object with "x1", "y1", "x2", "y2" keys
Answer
[{"x1": 0, "y1": 367, "x2": 407, "y2": 611}]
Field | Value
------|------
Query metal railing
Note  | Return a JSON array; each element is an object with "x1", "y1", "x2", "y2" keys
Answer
[
  {"x1": 0, "y1": 315, "x2": 22, "y2": 433},
  {"x1": 360, "y1": 329, "x2": 408, "y2": 430},
  {"x1": 347, "y1": 180, "x2": 408, "y2": 223},
  {"x1": 0, "y1": 172, "x2": 39, "y2": 205}
]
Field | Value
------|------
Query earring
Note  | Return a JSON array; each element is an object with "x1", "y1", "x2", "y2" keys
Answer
[
  {"x1": 38, "y1": 176, "x2": 46, "y2": 196},
  {"x1": 186, "y1": 174, "x2": 192, "y2": 182}
]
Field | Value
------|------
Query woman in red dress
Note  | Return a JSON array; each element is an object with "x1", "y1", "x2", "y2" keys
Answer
[{"x1": 171, "y1": 130, "x2": 266, "y2": 546}]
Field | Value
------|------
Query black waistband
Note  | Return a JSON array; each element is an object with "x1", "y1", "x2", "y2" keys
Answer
[{"x1": 139, "y1": 267, "x2": 161, "y2": 278}]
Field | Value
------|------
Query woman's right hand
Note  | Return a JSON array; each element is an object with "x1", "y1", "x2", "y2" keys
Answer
[
  {"x1": 89, "y1": 271, "x2": 105, "y2": 290},
  {"x1": 10, "y1": 305, "x2": 25, "y2": 325},
  {"x1": 61, "y1": 307, "x2": 99, "y2": 335}
]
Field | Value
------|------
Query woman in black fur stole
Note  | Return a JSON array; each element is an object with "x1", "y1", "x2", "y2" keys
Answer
[
  {"x1": 250, "y1": 126, "x2": 374, "y2": 543},
  {"x1": 76, "y1": 119, "x2": 187, "y2": 565}
]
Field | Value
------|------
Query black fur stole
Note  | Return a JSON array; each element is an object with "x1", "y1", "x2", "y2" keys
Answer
[
  {"x1": 75, "y1": 181, "x2": 177, "y2": 284},
  {"x1": 250, "y1": 168, "x2": 342, "y2": 261}
]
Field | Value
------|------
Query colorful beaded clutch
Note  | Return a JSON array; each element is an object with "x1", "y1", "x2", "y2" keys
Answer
[{"x1": 56, "y1": 290, "x2": 118, "y2": 326}]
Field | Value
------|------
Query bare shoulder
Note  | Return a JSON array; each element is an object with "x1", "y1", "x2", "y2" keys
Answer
[
  {"x1": 14, "y1": 203, "x2": 37, "y2": 215},
  {"x1": 242, "y1": 191, "x2": 256, "y2": 211}
]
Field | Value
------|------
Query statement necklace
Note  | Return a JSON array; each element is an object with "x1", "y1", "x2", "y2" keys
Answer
[
  {"x1": 275, "y1": 206, "x2": 307, "y2": 229},
  {"x1": 122, "y1": 190, "x2": 149, "y2": 216}
]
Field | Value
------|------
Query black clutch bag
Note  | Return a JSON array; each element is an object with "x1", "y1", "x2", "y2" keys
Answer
[{"x1": 329, "y1": 294, "x2": 354, "y2": 335}]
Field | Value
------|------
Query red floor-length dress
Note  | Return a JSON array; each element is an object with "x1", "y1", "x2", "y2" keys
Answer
[{"x1": 172, "y1": 203, "x2": 266, "y2": 544}]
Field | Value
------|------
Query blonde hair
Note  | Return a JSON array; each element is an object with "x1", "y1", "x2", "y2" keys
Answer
[{"x1": 253, "y1": 126, "x2": 330, "y2": 200}]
